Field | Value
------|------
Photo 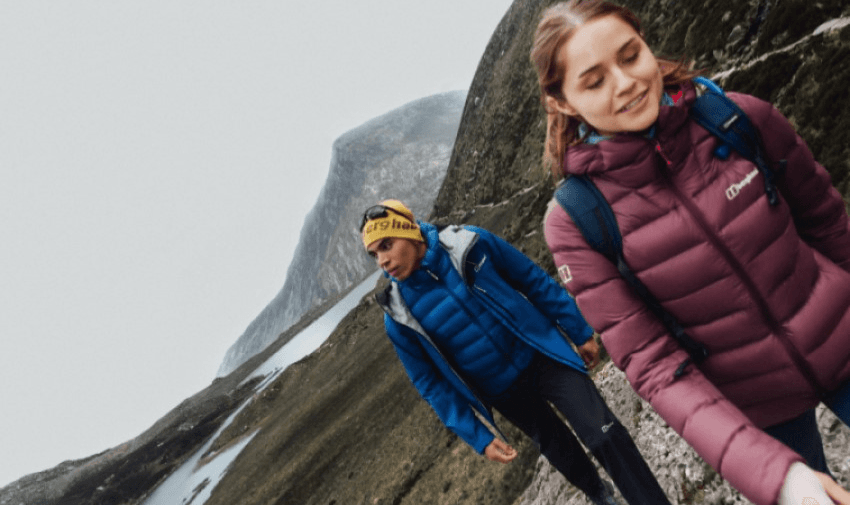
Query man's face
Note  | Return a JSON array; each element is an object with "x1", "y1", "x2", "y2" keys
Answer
[{"x1": 366, "y1": 237, "x2": 423, "y2": 281}]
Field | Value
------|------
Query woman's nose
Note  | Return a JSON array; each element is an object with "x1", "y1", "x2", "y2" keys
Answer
[{"x1": 612, "y1": 67, "x2": 636, "y2": 94}]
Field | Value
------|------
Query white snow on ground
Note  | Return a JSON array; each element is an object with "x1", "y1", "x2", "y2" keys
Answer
[{"x1": 142, "y1": 270, "x2": 381, "y2": 505}]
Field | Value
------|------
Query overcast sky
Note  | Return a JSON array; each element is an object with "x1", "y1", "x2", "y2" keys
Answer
[{"x1": 0, "y1": 0, "x2": 515, "y2": 487}]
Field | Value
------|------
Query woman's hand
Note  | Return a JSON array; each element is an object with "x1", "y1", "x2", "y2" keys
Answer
[
  {"x1": 578, "y1": 337, "x2": 600, "y2": 369},
  {"x1": 779, "y1": 462, "x2": 848, "y2": 504},
  {"x1": 815, "y1": 470, "x2": 850, "y2": 504},
  {"x1": 484, "y1": 438, "x2": 518, "y2": 464}
]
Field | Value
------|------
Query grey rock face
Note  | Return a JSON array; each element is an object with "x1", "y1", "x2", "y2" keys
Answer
[{"x1": 217, "y1": 91, "x2": 465, "y2": 376}]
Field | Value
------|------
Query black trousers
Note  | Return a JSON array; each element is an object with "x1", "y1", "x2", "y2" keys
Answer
[
  {"x1": 763, "y1": 378, "x2": 850, "y2": 478},
  {"x1": 484, "y1": 353, "x2": 671, "y2": 505},
  {"x1": 764, "y1": 408, "x2": 833, "y2": 477}
]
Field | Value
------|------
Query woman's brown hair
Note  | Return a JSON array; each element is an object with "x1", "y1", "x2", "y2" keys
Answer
[{"x1": 530, "y1": 0, "x2": 700, "y2": 181}]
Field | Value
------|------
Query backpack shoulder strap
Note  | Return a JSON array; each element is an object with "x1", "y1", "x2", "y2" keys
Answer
[
  {"x1": 690, "y1": 76, "x2": 780, "y2": 205},
  {"x1": 554, "y1": 176, "x2": 621, "y2": 263},
  {"x1": 554, "y1": 175, "x2": 708, "y2": 376}
]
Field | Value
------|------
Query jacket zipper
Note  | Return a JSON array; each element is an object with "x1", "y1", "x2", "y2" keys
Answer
[
  {"x1": 378, "y1": 286, "x2": 498, "y2": 430},
  {"x1": 427, "y1": 266, "x2": 521, "y2": 372},
  {"x1": 654, "y1": 140, "x2": 826, "y2": 396},
  {"x1": 472, "y1": 284, "x2": 573, "y2": 369}
]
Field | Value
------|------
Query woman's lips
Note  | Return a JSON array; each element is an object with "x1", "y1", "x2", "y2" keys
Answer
[{"x1": 619, "y1": 91, "x2": 647, "y2": 113}]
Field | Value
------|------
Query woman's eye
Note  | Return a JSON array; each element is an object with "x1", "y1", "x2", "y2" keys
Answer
[
  {"x1": 623, "y1": 52, "x2": 639, "y2": 64},
  {"x1": 587, "y1": 77, "x2": 604, "y2": 89}
]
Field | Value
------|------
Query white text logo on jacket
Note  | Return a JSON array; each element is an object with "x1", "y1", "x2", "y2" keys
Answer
[
  {"x1": 726, "y1": 168, "x2": 759, "y2": 201},
  {"x1": 558, "y1": 265, "x2": 573, "y2": 284}
]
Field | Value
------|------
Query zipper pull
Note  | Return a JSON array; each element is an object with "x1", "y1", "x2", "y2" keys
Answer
[{"x1": 655, "y1": 140, "x2": 673, "y2": 167}]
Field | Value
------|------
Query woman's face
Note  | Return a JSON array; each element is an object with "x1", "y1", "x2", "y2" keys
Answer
[{"x1": 552, "y1": 14, "x2": 663, "y2": 136}]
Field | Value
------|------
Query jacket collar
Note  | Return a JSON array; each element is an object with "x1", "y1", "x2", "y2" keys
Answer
[
  {"x1": 424, "y1": 223, "x2": 478, "y2": 278},
  {"x1": 378, "y1": 223, "x2": 479, "y2": 323},
  {"x1": 578, "y1": 92, "x2": 677, "y2": 145}
]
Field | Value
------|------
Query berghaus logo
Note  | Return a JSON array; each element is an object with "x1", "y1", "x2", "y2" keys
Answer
[
  {"x1": 363, "y1": 218, "x2": 419, "y2": 234},
  {"x1": 725, "y1": 168, "x2": 759, "y2": 200}
]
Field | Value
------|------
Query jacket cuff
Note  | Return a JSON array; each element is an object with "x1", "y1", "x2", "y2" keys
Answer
[
  {"x1": 472, "y1": 434, "x2": 496, "y2": 455},
  {"x1": 571, "y1": 325, "x2": 595, "y2": 347}
]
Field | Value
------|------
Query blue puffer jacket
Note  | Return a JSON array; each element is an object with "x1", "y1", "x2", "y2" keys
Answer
[{"x1": 376, "y1": 222, "x2": 594, "y2": 453}]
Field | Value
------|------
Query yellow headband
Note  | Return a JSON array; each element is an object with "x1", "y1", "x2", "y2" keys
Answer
[{"x1": 361, "y1": 201, "x2": 424, "y2": 249}]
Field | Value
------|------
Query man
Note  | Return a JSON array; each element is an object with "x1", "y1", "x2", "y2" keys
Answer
[{"x1": 361, "y1": 199, "x2": 671, "y2": 505}]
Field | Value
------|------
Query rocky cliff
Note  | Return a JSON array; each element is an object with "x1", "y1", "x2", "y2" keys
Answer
[
  {"x1": 217, "y1": 91, "x2": 464, "y2": 376},
  {"x1": 3, "y1": 1, "x2": 850, "y2": 504}
]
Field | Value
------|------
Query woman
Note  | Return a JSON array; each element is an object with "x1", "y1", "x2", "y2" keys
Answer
[{"x1": 532, "y1": 1, "x2": 850, "y2": 504}]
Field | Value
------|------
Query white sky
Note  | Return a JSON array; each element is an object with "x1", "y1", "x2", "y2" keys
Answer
[{"x1": 0, "y1": 0, "x2": 514, "y2": 487}]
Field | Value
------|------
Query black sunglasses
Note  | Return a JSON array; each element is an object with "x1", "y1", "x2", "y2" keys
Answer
[
  {"x1": 359, "y1": 205, "x2": 413, "y2": 232},
  {"x1": 359, "y1": 205, "x2": 391, "y2": 232}
]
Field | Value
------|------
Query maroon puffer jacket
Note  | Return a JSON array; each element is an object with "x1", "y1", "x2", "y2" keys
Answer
[{"x1": 544, "y1": 82, "x2": 850, "y2": 505}]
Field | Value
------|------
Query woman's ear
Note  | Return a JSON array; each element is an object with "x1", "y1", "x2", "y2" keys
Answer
[{"x1": 546, "y1": 95, "x2": 578, "y2": 117}]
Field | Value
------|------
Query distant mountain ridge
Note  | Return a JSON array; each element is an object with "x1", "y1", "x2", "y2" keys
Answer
[{"x1": 217, "y1": 90, "x2": 465, "y2": 376}]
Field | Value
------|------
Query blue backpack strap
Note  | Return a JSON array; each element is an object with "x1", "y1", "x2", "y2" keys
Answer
[
  {"x1": 555, "y1": 176, "x2": 708, "y2": 376},
  {"x1": 554, "y1": 176, "x2": 621, "y2": 263},
  {"x1": 690, "y1": 76, "x2": 780, "y2": 206}
]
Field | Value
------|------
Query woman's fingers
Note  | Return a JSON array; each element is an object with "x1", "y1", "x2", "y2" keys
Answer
[{"x1": 815, "y1": 471, "x2": 850, "y2": 505}]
